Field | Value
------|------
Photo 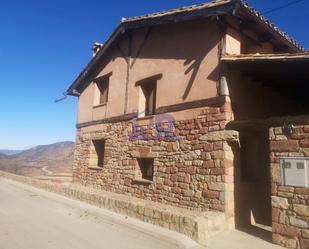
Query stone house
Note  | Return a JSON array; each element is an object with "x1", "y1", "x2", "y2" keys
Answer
[{"x1": 66, "y1": 0, "x2": 309, "y2": 248}]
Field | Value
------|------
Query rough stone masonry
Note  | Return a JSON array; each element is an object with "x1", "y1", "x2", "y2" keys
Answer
[
  {"x1": 270, "y1": 125, "x2": 309, "y2": 249},
  {"x1": 73, "y1": 101, "x2": 237, "y2": 230}
]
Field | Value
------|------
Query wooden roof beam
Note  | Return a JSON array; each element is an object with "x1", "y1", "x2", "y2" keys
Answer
[
  {"x1": 258, "y1": 33, "x2": 274, "y2": 43},
  {"x1": 239, "y1": 20, "x2": 257, "y2": 30}
]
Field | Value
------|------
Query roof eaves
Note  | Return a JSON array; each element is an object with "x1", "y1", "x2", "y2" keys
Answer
[
  {"x1": 237, "y1": 0, "x2": 307, "y2": 53},
  {"x1": 222, "y1": 53, "x2": 309, "y2": 62},
  {"x1": 66, "y1": 24, "x2": 125, "y2": 95},
  {"x1": 121, "y1": 0, "x2": 231, "y2": 23}
]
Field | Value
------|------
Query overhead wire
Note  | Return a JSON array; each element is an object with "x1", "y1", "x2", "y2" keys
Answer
[{"x1": 262, "y1": 0, "x2": 307, "y2": 15}]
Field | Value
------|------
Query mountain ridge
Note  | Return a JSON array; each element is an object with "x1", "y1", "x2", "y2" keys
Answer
[
  {"x1": 0, "y1": 149, "x2": 24, "y2": 156},
  {"x1": 0, "y1": 141, "x2": 75, "y2": 177}
]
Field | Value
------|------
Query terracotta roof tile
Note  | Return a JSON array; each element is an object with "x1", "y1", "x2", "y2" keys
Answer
[{"x1": 121, "y1": 0, "x2": 231, "y2": 23}]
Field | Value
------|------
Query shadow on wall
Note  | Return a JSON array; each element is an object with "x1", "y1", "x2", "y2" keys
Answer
[
  {"x1": 229, "y1": 130, "x2": 272, "y2": 243},
  {"x1": 226, "y1": 70, "x2": 309, "y2": 121},
  {"x1": 183, "y1": 53, "x2": 219, "y2": 100},
  {"x1": 113, "y1": 19, "x2": 221, "y2": 101}
]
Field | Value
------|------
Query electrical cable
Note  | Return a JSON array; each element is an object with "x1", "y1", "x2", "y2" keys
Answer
[{"x1": 262, "y1": 0, "x2": 307, "y2": 15}]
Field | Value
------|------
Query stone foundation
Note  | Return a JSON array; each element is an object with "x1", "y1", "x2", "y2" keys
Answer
[
  {"x1": 0, "y1": 171, "x2": 227, "y2": 244},
  {"x1": 270, "y1": 125, "x2": 309, "y2": 249},
  {"x1": 73, "y1": 102, "x2": 236, "y2": 222}
]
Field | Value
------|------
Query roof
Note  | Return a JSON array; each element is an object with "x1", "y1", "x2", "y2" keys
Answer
[
  {"x1": 234, "y1": 1, "x2": 306, "y2": 53},
  {"x1": 121, "y1": 0, "x2": 305, "y2": 52},
  {"x1": 66, "y1": 0, "x2": 307, "y2": 96},
  {"x1": 121, "y1": 0, "x2": 231, "y2": 23}
]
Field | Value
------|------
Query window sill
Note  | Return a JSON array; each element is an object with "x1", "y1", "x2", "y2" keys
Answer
[
  {"x1": 93, "y1": 103, "x2": 107, "y2": 109},
  {"x1": 136, "y1": 115, "x2": 155, "y2": 121},
  {"x1": 132, "y1": 178, "x2": 153, "y2": 185},
  {"x1": 88, "y1": 166, "x2": 103, "y2": 170}
]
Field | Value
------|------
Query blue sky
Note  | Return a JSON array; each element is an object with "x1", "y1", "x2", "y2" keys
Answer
[{"x1": 0, "y1": 0, "x2": 308, "y2": 150}]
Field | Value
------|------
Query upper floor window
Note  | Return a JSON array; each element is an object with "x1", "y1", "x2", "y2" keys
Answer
[
  {"x1": 93, "y1": 72, "x2": 112, "y2": 107},
  {"x1": 136, "y1": 74, "x2": 161, "y2": 117},
  {"x1": 141, "y1": 81, "x2": 156, "y2": 116}
]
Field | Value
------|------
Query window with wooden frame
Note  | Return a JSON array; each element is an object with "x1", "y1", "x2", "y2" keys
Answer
[
  {"x1": 136, "y1": 74, "x2": 161, "y2": 117},
  {"x1": 141, "y1": 81, "x2": 156, "y2": 116},
  {"x1": 93, "y1": 73, "x2": 111, "y2": 107}
]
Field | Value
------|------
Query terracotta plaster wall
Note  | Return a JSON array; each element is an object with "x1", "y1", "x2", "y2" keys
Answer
[
  {"x1": 128, "y1": 20, "x2": 220, "y2": 112},
  {"x1": 269, "y1": 125, "x2": 309, "y2": 249},
  {"x1": 225, "y1": 27, "x2": 274, "y2": 55},
  {"x1": 224, "y1": 17, "x2": 274, "y2": 55},
  {"x1": 78, "y1": 19, "x2": 221, "y2": 124},
  {"x1": 225, "y1": 27, "x2": 241, "y2": 55},
  {"x1": 240, "y1": 28, "x2": 274, "y2": 54},
  {"x1": 78, "y1": 49, "x2": 127, "y2": 123}
]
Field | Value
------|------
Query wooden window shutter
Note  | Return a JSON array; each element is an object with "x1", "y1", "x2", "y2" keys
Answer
[
  {"x1": 143, "y1": 81, "x2": 156, "y2": 116},
  {"x1": 97, "y1": 78, "x2": 109, "y2": 105}
]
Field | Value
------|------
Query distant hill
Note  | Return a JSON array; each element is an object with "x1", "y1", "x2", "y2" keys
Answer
[
  {"x1": 0, "y1": 149, "x2": 24, "y2": 156},
  {"x1": 0, "y1": 141, "x2": 75, "y2": 177},
  {"x1": 0, "y1": 153, "x2": 7, "y2": 159}
]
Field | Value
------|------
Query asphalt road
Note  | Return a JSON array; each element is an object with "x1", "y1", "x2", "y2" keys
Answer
[{"x1": 0, "y1": 178, "x2": 198, "y2": 249}]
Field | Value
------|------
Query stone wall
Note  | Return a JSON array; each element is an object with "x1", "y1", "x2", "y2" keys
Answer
[
  {"x1": 270, "y1": 125, "x2": 309, "y2": 249},
  {"x1": 73, "y1": 102, "x2": 237, "y2": 220}
]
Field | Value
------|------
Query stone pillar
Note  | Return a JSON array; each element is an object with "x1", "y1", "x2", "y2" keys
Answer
[
  {"x1": 199, "y1": 129, "x2": 239, "y2": 229},
  {"x1": 223, "y1": 139, "x2": 238, "y2": 230},
  {"x1": 269, "y1": 125, "x2": 309, "y2": 249}
]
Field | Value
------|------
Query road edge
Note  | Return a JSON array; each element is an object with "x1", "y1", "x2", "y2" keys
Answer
[{"x1": 0, "y1": 172, "x2": 205, "y2": 249}]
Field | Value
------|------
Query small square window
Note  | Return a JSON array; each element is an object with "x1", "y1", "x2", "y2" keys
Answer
[
  {"x1": 136, "y1": 158, "x2": 154, "y2": 181},
  {"x1": 91, "y1": 140, "x2": 105, "y2": 168}
]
